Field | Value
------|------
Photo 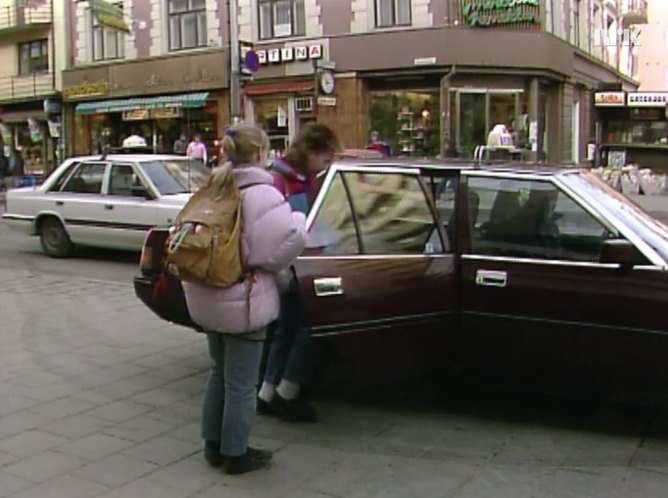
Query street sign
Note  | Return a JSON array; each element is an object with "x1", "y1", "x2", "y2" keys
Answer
[
  {"x1": 317, "y1": 96, "x2": 337, "y2": 107},
  {"x1": 244, "y1": 50, "x2": 260, "y2": 73},
  {"x1": 317, "y1": 60, "x2": 336, "y2": 70}
]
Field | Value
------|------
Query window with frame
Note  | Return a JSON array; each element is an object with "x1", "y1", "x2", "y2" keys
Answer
[
  {"x1": 308, "y1": 172, "x2": 442, "y2": 256},
  {"x1": 60, "y1": 163, "x2": 107, "y2": 194},
  {"x1": 18, "y1": 40, "x2": 48, "y2": 75},
  {"x1": 259, "y1": 0, "x2": 305, "y2": 39},
  {"x1": 466, "y1": 176, "x2": 628, "y2": 262},
  {"x1": 92, "y1": 4, "x2": 125, "y2": 61},
  {"x1": 168, "y1": 0, "x2": 207, "y2": 51},
  {"x1": 375, "y1": 0, "x2": 411, "y2": 28}
]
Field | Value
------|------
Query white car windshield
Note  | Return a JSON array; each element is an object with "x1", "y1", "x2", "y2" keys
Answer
[
  {"x1": 141, "y1": 159, "x2": 210, "y2": 195},
  {"x1": 565, "y1": 172, "x2": 668, "y2": 264}
]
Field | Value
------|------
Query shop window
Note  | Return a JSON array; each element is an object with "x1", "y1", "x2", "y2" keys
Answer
[
  {"x1": 368, "y1": 91, "x2": 439, "y2": 157},
  {"x1": 18, "y1": 40, "x2": 48, "y2": 75},
  {"x1": 375, "y1": 0, "x2": 411, "y2": 28},
  {"x1": 254, "y1": 98, "x2": 290, "y2": 155},
  {"x1": 168, "y1": 0, "x2": 207, "y2": 51},
  {"x1": 60, "y1": 163, "x2": 106, "y2": 194},
  {"x1": 259, "y1": 0, "x2": 305, "y2": 39},
  {"x1": 467, "y1": 177, "x2": 627, "y2": 263},
  {"x1": 92, "y1": 3, "x2": 125, "y2": 61}
]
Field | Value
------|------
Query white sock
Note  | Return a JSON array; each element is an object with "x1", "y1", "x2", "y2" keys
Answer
[
  {"x1": 276, "y1": 380, "x2": 300, "y2": 400},
  {"x1": 258, "y1": 382, "x2": 276, "y2": 402}
]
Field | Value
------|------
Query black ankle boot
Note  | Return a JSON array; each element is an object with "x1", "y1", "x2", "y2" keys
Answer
[
  {"x1": 204, "y1": 441, "x2": 224, "y2": 467},
  {"x1": 223, "y1": 447, "x2": 272, "y2": 475}
]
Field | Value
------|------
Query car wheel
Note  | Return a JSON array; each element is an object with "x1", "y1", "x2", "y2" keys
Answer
[{"x1": 39, "y1": 217, "x2": 74, "y2": 258}]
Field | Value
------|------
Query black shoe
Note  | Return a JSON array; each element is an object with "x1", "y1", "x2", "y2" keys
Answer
[
  {"x1": 257, "y1": 398, "x2": 275, "y2": 416},
  {"x1": 223, "y1": 447, "x2": 272, "y2": 475},
  {"x1": 204, "y1": 441, "x2": 224, "y2": 467},
  {"x1": 269, "y1": 393, "x2": 318, "y2": 423}
]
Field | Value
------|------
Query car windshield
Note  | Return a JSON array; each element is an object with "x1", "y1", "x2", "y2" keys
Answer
[
  {"x1": 140, "y1": 159, "x2": 210, "y2": 195},
  {"x1": 563, "y1": 172, "x2": 668, "y2": 264}
]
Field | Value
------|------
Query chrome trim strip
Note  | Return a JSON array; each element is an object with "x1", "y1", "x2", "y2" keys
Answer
[
  {"x1": 299, "y1": 254, "x2": 454, "y2": 261},
  {"x1": 311, "y1": 310, "x2": 457, "y2": 337},
  {"x1": 1, "y1": 214, "x2": 35, "y2": 222},
  {"x1": 463, "y1": 170, "x2": 555, "y2": 181},
  {"x1": 462, "y1": 254, "x2": 621, "y2": 269},
  {"x1": 462, "y1": 311, "x2": 668, "y2": 337},
  {"x1": 331, "y1": 165, "x2": 424, "y2": 175}
]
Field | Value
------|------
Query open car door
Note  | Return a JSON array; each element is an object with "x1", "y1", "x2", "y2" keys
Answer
[{"x1": 292, "y1": 164, "x2": 460, "y2": 373}]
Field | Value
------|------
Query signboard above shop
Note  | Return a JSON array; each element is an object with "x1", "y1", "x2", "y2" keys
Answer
[
  {"x1": 461, "y1": 0, "x2": 540, "y2": 27},
  {"x1": 594, "y1": 91, "x2": 626, "y2": 107},
  {"x1": 88, "y1": 0, "x2": 131, "y2": 33},
  {"x1": 627, "y1": 92, "x2": 668, "y2": 107},
  {"x1": 257, "y1": 44, "x2": 323, "y2": 65}
]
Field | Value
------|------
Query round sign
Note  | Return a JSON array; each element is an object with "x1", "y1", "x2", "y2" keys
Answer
[{"x1": 244, "y1": 50, "x2": 260, "y2": 73}]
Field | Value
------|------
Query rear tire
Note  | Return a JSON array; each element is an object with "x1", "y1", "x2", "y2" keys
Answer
[{"x1": 39, "y1": 217, "x2": 74, "y2": 258}]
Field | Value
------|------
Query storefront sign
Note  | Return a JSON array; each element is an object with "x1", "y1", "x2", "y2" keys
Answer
[
  {"x1": 43, "y1": 99, "x2": 61, "y2": 114},
  {"x1": 122, "y1": 109, "x2": 150, "y2": 121},
  {"x1": 152, "y1": 108, "x2": 183, "y2": 119},
  {"x1": 317, "y1": 96, "x2": 337, "y2": 107},
  {"x1": 461, "y1": 0, "x2": 540, "y2": 27},
  {"x1": 257, "y1": 44, "x2": 323, "y2": 65},
  {"x1": 88, "y1": 0, "x2": 131, "y2": 33},
  {"x1": 64, "y1": 80, "x2": 109, "y2": 100},
  {"x1": 627, "y1": 92, "x2": 668, "y2": 107},
  {"x1": 594, "y1": 91, "x2": 625, "y2": 107}
]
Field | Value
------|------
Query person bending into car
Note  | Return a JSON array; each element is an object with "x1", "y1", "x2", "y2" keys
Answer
[
  {"x1": 184, "y1": 124, "x2": 308, "y2": 474},
  {"x1": 257, "y1": 123, "x2": 341, "y2": 423}
]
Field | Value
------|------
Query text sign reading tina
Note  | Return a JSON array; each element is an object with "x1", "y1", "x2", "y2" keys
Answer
[{"x1": 594, "y1": 28, "x2": 642, "y2": 47}]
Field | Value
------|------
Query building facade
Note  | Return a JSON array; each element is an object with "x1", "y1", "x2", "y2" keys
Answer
[
  {"x1": 59, "y1": 0, "x2": 644, "y2": 164},
  {"x1": 0, "y1": 0, "x2": 67, "y2": 176},
  {"x1": 637, "y1": 0, "x2": 667, "y2": 90}
]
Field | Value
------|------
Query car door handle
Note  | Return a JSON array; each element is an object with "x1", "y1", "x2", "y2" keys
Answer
[
  {"x1": 313, "y1": 277, "x2": 344, "y2": 297},
  {"x1": 55, "y1": 200, "x2": 64, "y2": 206},
  {"x1": 475, "y1": 270, "x2": 507, "y2": 288},
  {"x1": 104, "y1": 204, "x2": 114, "y2": 210}
]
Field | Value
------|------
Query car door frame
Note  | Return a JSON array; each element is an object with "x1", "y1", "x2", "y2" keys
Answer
[
  {"x1": 457, "y1": 169, "x2": 668, "y2": 387},
  {"x1": 293, "y1": 163, "x2": 462, "y2": 372}
]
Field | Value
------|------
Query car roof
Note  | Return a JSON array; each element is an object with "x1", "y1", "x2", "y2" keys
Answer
[
  {"x1": 67, "y1": 154, "x2": 189, "y2": 163},
  {"x1": 331, "y1": 157, "x2": 581, "y2": 176}
]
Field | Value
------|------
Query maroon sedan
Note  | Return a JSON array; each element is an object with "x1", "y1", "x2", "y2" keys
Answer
[{"x1": 135, "y1": 160, "x2": 668, "y2": 393}]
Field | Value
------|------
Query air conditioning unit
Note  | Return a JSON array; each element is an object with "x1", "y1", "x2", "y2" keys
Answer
[{"x1": 295, "y1": 97, "x2": 313, "y2": 112}]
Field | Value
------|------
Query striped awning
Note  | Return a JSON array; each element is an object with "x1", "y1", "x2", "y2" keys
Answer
[{"x1": 75, "y1": 92, "x2": 210, "y2": 115}]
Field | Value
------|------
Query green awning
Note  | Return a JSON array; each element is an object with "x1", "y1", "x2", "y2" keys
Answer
[
  {"x1": 75, "y1": 92, "x2": 210, "y2": 115},
  {"x1": 89, "y1": 0, "x2": 131, "y2": 33}
]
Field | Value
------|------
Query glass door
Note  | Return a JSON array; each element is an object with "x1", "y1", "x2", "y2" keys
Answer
[{"x1": 457, "y1": 91, "x2": 487, "y2": 158}]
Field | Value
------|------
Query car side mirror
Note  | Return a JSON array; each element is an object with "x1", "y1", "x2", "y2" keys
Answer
[
  {"x1": 600, "y1": 239, "x2": 637, "y2": 269},
  {"x1": 131, "y1": 185, "x2": 152, "y2": 199}
]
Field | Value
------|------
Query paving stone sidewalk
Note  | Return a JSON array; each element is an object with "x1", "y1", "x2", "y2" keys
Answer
[{"x1": 3, "y1": 271, "x2": 668, "y2": 498}]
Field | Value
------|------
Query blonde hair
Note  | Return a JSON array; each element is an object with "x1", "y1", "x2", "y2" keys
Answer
[{"x1": 210, "y1": 123, "x2": 269, "y2": 199}]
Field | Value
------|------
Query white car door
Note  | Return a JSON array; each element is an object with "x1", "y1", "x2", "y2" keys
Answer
[
  {"x1": 54, "y1": 161, "x2": 109, "y2": 246},
  {"x1": 96, "y1": 162, "x2": 158, "y2": 251}
]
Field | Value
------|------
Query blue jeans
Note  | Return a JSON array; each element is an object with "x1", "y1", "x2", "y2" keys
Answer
[
  {"x1": 201, "y1": 331, "x2": 263, "y2": 457},
  {"x1": 263, "y1": 286, "x2": 312, "y2": 386}
]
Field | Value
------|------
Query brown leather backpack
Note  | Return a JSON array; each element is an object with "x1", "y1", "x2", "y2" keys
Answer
[{"x1": 165, "y1": 181, "x2": 245, "y2": 287}]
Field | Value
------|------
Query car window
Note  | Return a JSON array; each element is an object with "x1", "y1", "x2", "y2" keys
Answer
[
  {"x1": 48, "y1": 161, "x2": 79, "y2": 192},
  {"x1": 467, "y1": 176, "x2": 620, "y2": 262},
  {"x1": 307, "y1": 172, "x2": 360, "y2": 255},
  {"x1": 424, "y1": 175, "x2": 458, "y2": 252},
  {"x1": 60, "y1": 162, "x2": 106, "y2": 194},
  {"x1": 344, "y1": 172, "x2": 440, "y2": 255},
  {"x1": 108, "y1": 164, "x2": 146, "y2": 196},
  {"x1": 140, "y1": 159, "x2": 210, "y2": 195}
]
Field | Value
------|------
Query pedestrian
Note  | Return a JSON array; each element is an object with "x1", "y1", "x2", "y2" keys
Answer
[
  {"x1": 183, "y1": 124, "x2": 308, "y2": 474},
  {"x1": 173, "y1": 133, "x2": 187, "y2": 155},
  {"x1": 187, "y1": 133, "x2": 208, "y2": 165},
  {"x1": 0, "y1": 146, "x2": 8, "y2": 192},
  {"x1": 258, "y1": 123, "x2": 341, "y2": 422},
  {"x1": 366, "y1": 130, "x2": 391, "y2": 157}
]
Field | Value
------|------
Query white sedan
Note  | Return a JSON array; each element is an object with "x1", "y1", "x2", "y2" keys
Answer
[{"x1": 2, "y1": 154, "x2": 210, "y2": 257}]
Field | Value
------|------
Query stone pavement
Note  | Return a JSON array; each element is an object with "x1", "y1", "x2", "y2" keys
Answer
[{"x1": 3, "y1": 269, "x2": 668, "y2": 497}]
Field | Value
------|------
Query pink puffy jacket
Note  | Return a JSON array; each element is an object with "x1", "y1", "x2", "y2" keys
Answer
[{"x1": 184, "y1": 166, "x2": 307, "y2": 334}]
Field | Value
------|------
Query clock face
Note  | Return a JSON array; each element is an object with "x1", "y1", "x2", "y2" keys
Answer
[{"x1": 320, "y1": 71, "x2": 335, "y2": 95}]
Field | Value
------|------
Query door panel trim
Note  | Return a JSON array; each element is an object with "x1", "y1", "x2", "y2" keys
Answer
[
  {"x1": 311, "y1": 310, "x2": 457, "y2": 336},
  {"x1": 300, "y1": 254, "x2": 453, "y2": 261},
  {"x1": 462, "y1": 253, "x2": 621, "y2": 269},
  {"x1": 462, "y1": 310, "x2": 668, "y2": 337}
]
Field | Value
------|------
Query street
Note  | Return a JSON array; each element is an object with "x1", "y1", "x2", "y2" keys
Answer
[{"x1": 2, "y1": 222, "x2": 668, "y2": 497}]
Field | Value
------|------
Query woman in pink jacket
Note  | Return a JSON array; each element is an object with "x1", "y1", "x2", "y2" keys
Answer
[{"x1": 184, "y1": 124, "x2": 307, "y2": 475}]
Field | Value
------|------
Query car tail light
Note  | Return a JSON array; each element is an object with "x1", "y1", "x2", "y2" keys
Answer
[{"x1": 140, "y1": 245, "x2": 153, "y2": 273}]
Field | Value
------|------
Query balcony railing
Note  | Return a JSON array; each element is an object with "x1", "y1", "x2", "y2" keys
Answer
[
  {"x1": 621, "y1": 0, "x2": 648, "y2": 25},
  {"x1": 0, "y1": 1, "x2": 52, "y2": 32},
  {"x1": 0, "y1": 72, "x2": 56, "y2": 102}
]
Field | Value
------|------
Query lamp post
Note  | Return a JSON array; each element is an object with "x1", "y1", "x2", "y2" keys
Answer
[{"x1": 228, "y1": 0, "x2": 242, "y2": 123}]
